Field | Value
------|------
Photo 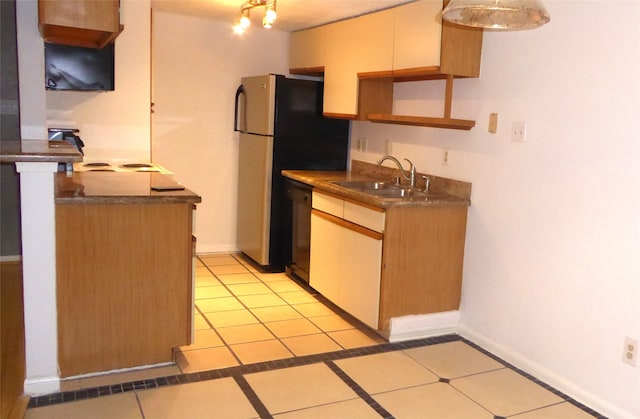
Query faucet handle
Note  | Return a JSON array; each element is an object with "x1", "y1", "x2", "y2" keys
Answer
[
  {"x1": 404, "y1": 158, "x2": 417, "y2": 187},
  {"x1": 421, "y1": 175, "x2": 431, "y2": 193}
]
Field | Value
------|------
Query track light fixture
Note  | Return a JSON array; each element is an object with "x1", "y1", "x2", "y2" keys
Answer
[{"x1": 233, "y1": 0, "x2": 277, "y2": 34}]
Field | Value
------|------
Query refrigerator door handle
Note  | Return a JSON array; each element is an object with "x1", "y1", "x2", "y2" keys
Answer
[{"x1": 234, "y1": 85, "x2": 246, "y2": 133}]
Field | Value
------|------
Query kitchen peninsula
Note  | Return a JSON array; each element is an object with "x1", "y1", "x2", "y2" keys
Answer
[
  {"x1": 2, "y1": 140, "x2": 201, "y2": 391},
  {"x1": 283, "y1": 160, "x2": 471, "y2": 341},
  {"x1": 55, "y1": 171, "x2": 201, "y2": 377}
]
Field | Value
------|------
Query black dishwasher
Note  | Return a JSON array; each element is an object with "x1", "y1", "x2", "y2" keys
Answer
[{"x1": 285, "y1": 179, "x2": 312, "y2": 283}]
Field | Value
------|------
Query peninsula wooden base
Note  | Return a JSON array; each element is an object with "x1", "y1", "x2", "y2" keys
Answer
[{"x1": 56, "y1": 203, "x2": 194, "y2": 377}]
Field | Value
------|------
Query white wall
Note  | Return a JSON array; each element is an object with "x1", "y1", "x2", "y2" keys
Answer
[
  {"x1": 151, "y1": 11, "x2": 290, "y2": 253},
  {"x1": 44, "y1": 0, "x2": 151, "y2": 162},
  {"x1": 352, "y1": 2, "x2": 640, "y2": 418},
  {"x1": 16, "y1": 0, "x2": 46, "y2": 139}
]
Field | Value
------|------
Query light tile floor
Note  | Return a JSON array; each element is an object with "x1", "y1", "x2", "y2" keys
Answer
[
  {"x1": 180, "y1": 253, "x2": 385, "y2": 371},
  {"x1": 25, "y1": 253, "x2": 601, "y2": 418}
]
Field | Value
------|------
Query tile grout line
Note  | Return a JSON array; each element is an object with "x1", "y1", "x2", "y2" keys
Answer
[
  {"x1": 196, "y1": 255, "x2": 280, "y2": 366},
  {"x1": 198, "y1": 256, "x2": 365, "y2": 359},
  {"x1": 26, "y1": 333, "x2": 605, "y2": 418},
  {"x1": 27, "y1": 335, "x2": 461, "y2": 409},
  {"x1": 436, "y1": 376, "x2": 502, "y2": 419},
  {"x1": 232, "y1": 374, "x2": 273, "y2": 419},
  {"x1": 201, "y1": 264, "x2": 320, "y2": 362},
  {"x1": 325, "y1": 360, "x2": 395, "y2": 419},
  {"x1": 133, "y1": 391, "x2": 147, "y2": 419},
  {"x1": 459, "y1": 339, "x2": 607, "y2": 418}
]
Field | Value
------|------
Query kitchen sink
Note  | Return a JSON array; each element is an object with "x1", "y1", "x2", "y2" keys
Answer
[
  {"x1": 330, "y1": 180, "x2": 399, "y2": 190},
  {"x1": 329, "y1": 180, "x2": 429, "y2": 199},
  {"x1": 366, "y1": 188, "x2": 428, "y2": 198}
]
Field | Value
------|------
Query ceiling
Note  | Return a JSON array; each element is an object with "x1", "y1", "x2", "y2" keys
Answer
[{"x1": 151, "y1": 0, "x2": 417, "y2": 32}]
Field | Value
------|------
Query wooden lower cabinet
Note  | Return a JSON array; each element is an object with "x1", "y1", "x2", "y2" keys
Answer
[
  {"x1": 56, "y1": 203, "x2": 193, "y2": 377},
  {"x1": 378, "y1": 205, "x2": 468, "y2": 331},
  {"x1": 309, "y1": 191, "x2": 468, "y2": 334}
]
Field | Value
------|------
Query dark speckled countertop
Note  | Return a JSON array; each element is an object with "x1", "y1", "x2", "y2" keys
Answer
[
  {"x1": 56, "y1": 172, "x2": 201, "y2": 204},
  {"x1": 0, "y1": 139, "x2": 83, "y2": 163},
  {"x1": 282, "y1": 160, "x2": 471, "y2": 209}
]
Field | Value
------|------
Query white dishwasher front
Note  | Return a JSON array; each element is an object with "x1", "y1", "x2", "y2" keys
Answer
[{"x1": 309, "y1": 210, "x2": 383, "y2": 329}]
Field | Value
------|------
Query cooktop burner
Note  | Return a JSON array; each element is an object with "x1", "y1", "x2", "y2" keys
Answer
[
  {"x1": 73, "y1": 161, "x2": 172, "y2": 174},
  {"x1": 120, "y1": 163, "x2": 153, "y2": 168},
  {"x1": 84, "y1": 162, "x2": 111, "y2": 167}
]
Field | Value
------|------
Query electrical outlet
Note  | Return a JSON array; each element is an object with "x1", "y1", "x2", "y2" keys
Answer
[
  {"x1": 442, "y1": 149, "x2": 449, "y2": 166},
  {"x1": 355, "y1": 137, "x2": 367, "y2": 152},
  {"x1": 511, "y1": 121, "x2": 527, "y2": 142},
  {"x1": 622, "y1": 336, "x2": 638, "y2": 367}
]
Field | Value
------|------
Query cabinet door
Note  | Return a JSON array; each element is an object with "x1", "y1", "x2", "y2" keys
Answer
[
  {"x1": 351, "y1": 10, "x2": 394, "y2": 74},
  {"x1": 309, "y1": 212, "x2": 341, "y2": 303},
  {"x1": 38, "y1": 0, "x2": 121, "y2": 48},
  {"x1": 291, "y1": 10, "x2": 393, "y2": 118},
  {"x1": 393, "y1": 0, "x2": 443, "y2": 70},
  {"x1": 325, "y1": 10, "x2": 394, "y2": 117},
  {"x1": 310, "y1": 211, "x2": 382, "y2": 329},
  {"x1": 290, "y1": 25, "x2": 332, "y2": 70},
  {"x1": 320, "y1": 18, "x2": 359, "y2": 117}
]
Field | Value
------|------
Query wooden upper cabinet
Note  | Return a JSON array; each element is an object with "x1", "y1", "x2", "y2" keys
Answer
[
  {"x1": 290, "y1": 0, "x2": 483, "y2": 121},
  {"x1": 321, "y1": 11, "x2": 394, "y2": 118},
  {"x1": 290, "y1": 24, "x2": 329, "y2": 72},
  {"x1": 352, "y1": 10, "x2": 394, "y2": 74},
  {"x1": 292, "y1": 11, "x2": 394, "y2": 118},
  {"x1": 38, "y1": 0, "x2": 123, "y2": 48},
  {"x1": 362, "y1": 0, "x2": 483, "y2": 80},
  {"x1": 392, "y1": 0, "x2": 443, "y2": 71}
]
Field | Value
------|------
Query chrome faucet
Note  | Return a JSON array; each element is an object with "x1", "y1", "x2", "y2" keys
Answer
[{"x1": 377, "y1": 155, "x2": 416, "y2": 187}]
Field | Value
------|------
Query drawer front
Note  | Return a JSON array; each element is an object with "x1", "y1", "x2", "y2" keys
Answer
[
  {"x1": 312, "y1": 191, "x2": 343, "y2": 218},
  {"x1": 344, "y1": 200, "x2": 385, "y2": 233}
]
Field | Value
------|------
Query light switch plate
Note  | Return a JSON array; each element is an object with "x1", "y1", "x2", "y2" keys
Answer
[{"x1": 511, "y1": 121, "x2": 527, "y2": 142}]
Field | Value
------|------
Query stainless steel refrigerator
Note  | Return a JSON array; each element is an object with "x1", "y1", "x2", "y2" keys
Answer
[{"x1": 234, "y1": 74, "x2": 349, "y2": 271}]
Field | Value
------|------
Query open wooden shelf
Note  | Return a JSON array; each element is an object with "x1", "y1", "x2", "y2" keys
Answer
[
  {"x1": 367, "y1": 114, "x2": 476, "y2": 130},
  {"x1": 359, "y1": 74, "x2": 476, "y2": 130}
]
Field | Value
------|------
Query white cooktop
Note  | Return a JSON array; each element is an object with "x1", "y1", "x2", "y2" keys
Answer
[{"x1": 73, "y1": 160, "x2": 172, "y2": 174}]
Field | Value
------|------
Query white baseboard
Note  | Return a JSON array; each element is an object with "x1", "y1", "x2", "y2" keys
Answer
[
  {"x1": 24, "y1": 377, "x2": 60, "y2": 396},
  {"x1": 0, "y1": 254, "x2": 22, "y2": 263},
  {"x1": 60, "y1": 362, "x2": 175, "y2": 382},
  {"x1": 388, "y1": 311, "x2": 460, "y2": 343},
  {"x1": 457, "y1": 324, "x2": 638, "y2": 419}
]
